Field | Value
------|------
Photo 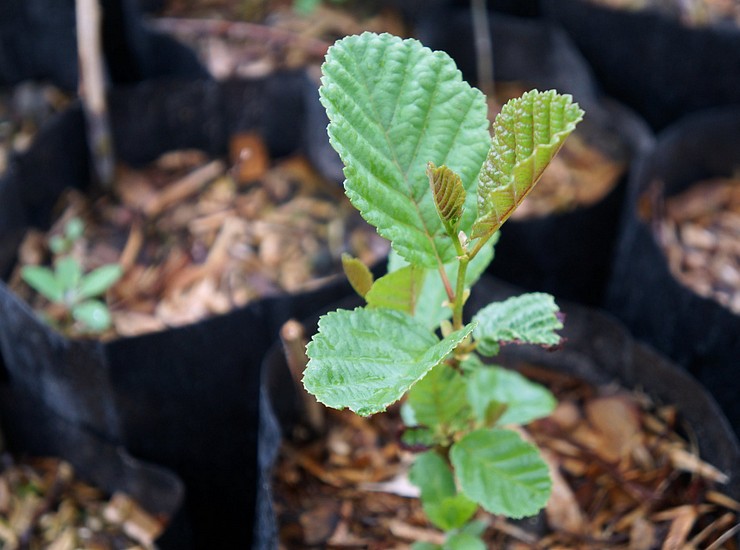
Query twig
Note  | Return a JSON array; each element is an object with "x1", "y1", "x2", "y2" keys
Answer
[
  {"x1": 76, "y1": 0, "x2": 115, "y2": 189},
  {"x1": 280, "y1": 320, "x2": 325, "y2": 434},
  {"x1": 145, "y1": 160, "x2": 226, "y2": 216},
  {"x1": 471, "y1": 0, "x2": 494, "y2": 98},
  {"x1": 148, "y1": 17, "x2": 330, "y2": 59}
]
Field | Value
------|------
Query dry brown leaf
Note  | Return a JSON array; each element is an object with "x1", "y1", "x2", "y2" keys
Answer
[{"x1": 585, "y1": 394, "x2": 643, "y2": 462}]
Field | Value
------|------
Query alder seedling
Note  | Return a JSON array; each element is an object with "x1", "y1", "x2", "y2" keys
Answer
[
  {"x1": 21, "y1": 217, "x2": 122, "y2": 335},
  {"x1": 303, "y1": 32, "x2": 583, "y2": 547}
]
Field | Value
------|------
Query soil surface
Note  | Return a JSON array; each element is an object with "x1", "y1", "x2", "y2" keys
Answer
[{"x1": 272, "y1": 361, "x2": 739, "y2": 549}]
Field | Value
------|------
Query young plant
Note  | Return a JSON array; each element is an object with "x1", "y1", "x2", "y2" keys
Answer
[
  {"x1": 21, "y1": 217, "x2": 122, "y2": 335},
  {"x1": 302, "y1": 32, "x2": 583, "y2": 547}
]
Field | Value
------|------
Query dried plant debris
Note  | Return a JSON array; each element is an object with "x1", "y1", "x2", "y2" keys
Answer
[
  {"x1": 10, "y1": 134, "x2": 387, "y2": 338},
  {"x1": 272, "y1": 363, "x2": 739, "y2": 548},
  {"x1": 587, "y1": 0, "x2": 740, "y2": 26},
  {"x1": 150, "y1": 4, "x2": 407, "y2": 77},
  {"x1": 0, "y1": 83, "x2": 72, "y2": 175},
  {"x1": 657, "y1": 177, "x2": 740, "y2": 314},
  {"x1": 0, "y1": 455, "x2": 164, "y2": 549},
  {"x1": 491, "y1": 83, "x2": 627, "y2": 220}
]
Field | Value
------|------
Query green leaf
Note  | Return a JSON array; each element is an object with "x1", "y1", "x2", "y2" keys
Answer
[
  {"x1": 401, "y1": 426, "x2": 437, "y2": 448},
  {"x1": 444, "y1": 533, "x2": 486, "y2": 550},
  {"x1": 472, "y1": 293, "x2": 563, "y2": 356},
  {"x1": 21, "y1": 266, "x2": 63, "y2": 303},
  {"x1": 77, "y1": 264, "x2": 123, "y2": 300},
  {"x1": 72, "y1": 300, "x2": 112, "y2": 332},
  {"x1": 463, "y1": 356, "x2": 556, "y2": 426},
  {"x1": 366, "y1": 265, "x2": 426, "y2": 314},
  {"x1": 472, "y1": 90, "x2": 583, "y2": 239},
  {"x1": 320, "y1": 32, "x2": 490, "y2": 267},
  {"x1": 428, "y1": 163, "x2": 466, "y2": 232},
  {"x1": 388, "y1": 236, "x2": 496, "y2": 329},
  {"x1": 49, "y1": 235, "x2": 67, "y2": 255},
  {"x1": 406, "y1": 362, "x2": 470, "y2": 433},
  {"x1": 342, "y1": 253, "x2": 374, "y2": 298},
  {"x1": 54, "y1": 256, "x2": 82, "y2": 293},
  {"x1": 450, "y1": 428, "x2": 551, "y2": 518},
  {"x1": 303, "y1": 307, "x2": 475, "y2": 416},
  {"x1": 64, "y1": 217, "x2": 85, "y2": 241},
  {"x1": 410, "y1": 451, "x2": 477, "y2": 531}
]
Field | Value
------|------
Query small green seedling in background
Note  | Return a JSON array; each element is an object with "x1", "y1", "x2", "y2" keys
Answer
[
  {"x1": 21, "y1": 217, "x2": 122, "y2": 335},
  {"x1": 293, "y1": 0, "x2": 348, "y2": 15},
  {"x1": 303, "y1": 33, "x2": 583, "y2": 547}
]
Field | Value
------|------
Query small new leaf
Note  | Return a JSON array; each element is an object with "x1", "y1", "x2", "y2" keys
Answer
[
  {"x1": 72, "y1": 300, "x2": 112, "y2": 332},
  {"x1": 428, "y1": 163, "x2": 466, "y2": 234},
  {"x1": 450, "y1": 428, "x2": 551, "y2": 518},
  {"x1": 21, "y1": 266, "x2": 63, "y2": 303},
  {"x1": 366, "y1": 265, "x2": 426, "y2": 314},
  {"x1": 342, "y1": 253, "x2": 374, "y2": 298},
  {"x1": 472, "y1": 89, "x2": 583, "y2": 239},
  {"x1": 410, "y1": 451, "x2": 477, "y2": 531},
  {"x1": 77, "y1": 264, "x2": 122, "y2": 300},
  {"x1": 387, "y1": 236, "x2": 496, "y2": 329},
  {"x1": 303, "y1": 307, "x2": 475, "y2": 416},
  {"x1": 464, "y1": 356, "x2": 556, "y2": 426},
  {"x1": 472, "y1": 293, "x2": 563, "y2": 356},
  {"x1": 406, "y1": 362, "x2": 470, "y2": 435}
]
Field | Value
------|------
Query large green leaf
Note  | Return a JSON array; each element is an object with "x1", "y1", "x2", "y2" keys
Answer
[
  {"x1": 472, "y1": 293, "x2": 563, "y2": 356},
  {"x1": 450, "y1": 428, "x2": 551, "y2": 518},
  {"x1": 366, "y1": 265, "x2": 426, "y2": 314},
  {"x1": 387, "y1": 235, "x2": 496, "y2": 329},
  {"x1": 320, "y1": 32, "x2": 490, "y2": 267},
  {"x1": 463, "y1": 356, "x2": 556, "y2": 426},
  {"x1": 472, "y1": 90, "x2": 583, "y2": 239},
  {"x1": 406, "y1": 362, "x2": 470, "y2": 435},
  {"x1": 303, "y1": 307, "x2": 475, "y2": 416},
  {"x1": 409, "y1": 451, "x2": 477, "y2": 531}
]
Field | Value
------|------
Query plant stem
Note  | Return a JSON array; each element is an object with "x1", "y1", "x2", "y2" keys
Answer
[
  {"x1": 468, "y1": 230, "x2": 495, "y2": 260},
  {"x1": 452, "y1": 255, "x2": 469, "y2": 331},
  {"x1": 438, "y1": 264, "x2": 456, "y2": 304}
]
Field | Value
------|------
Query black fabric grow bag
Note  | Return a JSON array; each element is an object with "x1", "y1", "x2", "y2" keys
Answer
[
  {"x1": 255, "y1": 275, "x2": 740, "y2": 547},
  {"x1": 0, "y1": 0, "x2": 207, "y2": 89},
  {"x1": 541, "y1": 0, "x2": 740, "y2": 131},
  {"x1": 0, "y1": 388, "x2": 187, "y2": 548},
  {"x1": 0, "y1": 74, "x2": 364, "y2": 549},
  {"x1": 412, "y1": 11, "x2": 654, "y2": 305},
  {"x1": 606, "y1": 106, "x2": 740, "y2": 438}
]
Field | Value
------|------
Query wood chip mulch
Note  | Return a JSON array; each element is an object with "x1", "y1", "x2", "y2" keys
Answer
[
  {"x1": 587, "y1": 0, "x2": 740, "y2": 26},
  {"x1": 272, "y1": 362, "x2": 739, "y2": 549},
  {"x1": 0, "y1": 455, "x2": 165, "y2": 550},
  {"x1": 10, "y1": 135, "x2": 387, "y2": 339},
  {"x1": 657, "y1": 177, "x2": 740, "y2": 314}
]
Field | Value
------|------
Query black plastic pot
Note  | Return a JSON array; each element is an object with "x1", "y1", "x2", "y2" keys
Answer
[
  {"x1": 0, "y1": 0, "x2": 207, "y2": 89},
  {"x1": 412, "y1": 11, "x2": 654, "y2": 305},
  {"x1": 541, "y1": 0, "x2": 740, "y2": 131},
  {"x1": 606, "y1": 106, "x2": 740, "y2": 438},
  {"x1": 256, "y1": 276, "x2": 740, "y2": 547},
  {"x1": 0, "y1": 387, "x2": 187, "y2": 548},
  {"x1": 0, "y1": 74, "x2": 368, "y2": 549}
]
